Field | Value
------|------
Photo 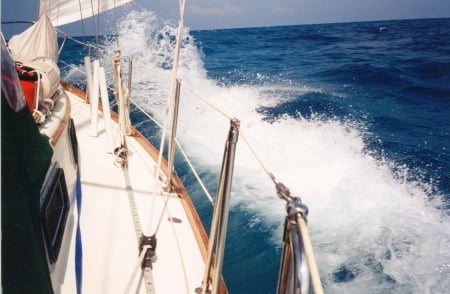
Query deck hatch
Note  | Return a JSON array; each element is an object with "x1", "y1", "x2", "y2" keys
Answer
[{"x1": 40, "y1": 167, "x2": 70, "y2": 264}]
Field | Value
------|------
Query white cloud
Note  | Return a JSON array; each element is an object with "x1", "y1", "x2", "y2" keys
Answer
[
  {"x1": 271, "y1": 7, "x2": 293, "y2": 15},
  {"x1": 188, "y1": 4, "x2": 243, "y2": 16}
]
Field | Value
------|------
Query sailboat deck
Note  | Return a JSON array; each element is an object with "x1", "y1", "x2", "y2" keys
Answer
[{"x1": 65, "y1": 90, "x2": 206, "y2": 293}]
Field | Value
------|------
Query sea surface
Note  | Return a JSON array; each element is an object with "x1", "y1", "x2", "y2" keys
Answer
[{"x1": 60, "y1": 12, "x2": 450, "y2": 293}]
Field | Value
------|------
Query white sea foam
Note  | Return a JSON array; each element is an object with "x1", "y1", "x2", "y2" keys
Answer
[{"x1": 103, "y1": 9, "x2": 450, "y2": 293}]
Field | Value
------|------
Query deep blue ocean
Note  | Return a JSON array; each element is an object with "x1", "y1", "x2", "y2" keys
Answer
[{"x1": 59, "y1": 13, "x2": 449, "y2": 293}]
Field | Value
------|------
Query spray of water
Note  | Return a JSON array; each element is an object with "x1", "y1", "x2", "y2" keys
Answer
[{"x1": 97, "y1": 9, "x2": 450, "y2": 293}]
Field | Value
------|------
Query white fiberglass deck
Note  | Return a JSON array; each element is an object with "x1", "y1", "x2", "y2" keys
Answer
[{"x1": 65, "y1": 90, "x2": 206, "y2": 293}]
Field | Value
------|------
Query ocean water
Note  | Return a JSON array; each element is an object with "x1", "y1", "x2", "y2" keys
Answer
[{"x1": 60, "y1": 12, "x2": 450, "y2": 293}]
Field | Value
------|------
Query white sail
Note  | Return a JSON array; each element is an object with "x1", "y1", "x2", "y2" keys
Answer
[
  {"x1": 8, "y1": 14, "x2": 58, "y2": 63},
  {"x1": 39, "y1": 0, "x2": 132, "y2": 27}
]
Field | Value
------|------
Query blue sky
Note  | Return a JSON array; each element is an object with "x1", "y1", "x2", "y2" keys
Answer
[
  {"x1": 2, "y1": 0, "x2": 450, "y2": 36},
  {"x1": 165, "y1": 0, "x2": 449, "y2": 29},
  {"x1": 147, "y1": 0, "x2": 450, "y2": 30}
]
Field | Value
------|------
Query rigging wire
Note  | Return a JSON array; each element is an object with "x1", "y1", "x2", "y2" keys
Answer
[
  {"x1": 113, "y1": 0, "x2": 120, "y2": 49},
  {"x1": 78, "y1": 0, "x2": 87, "y2": 42},
  {"x1": 152, "y1": 0, "x2": 186, "y2": 236},
  {"x1": 183, "y1": 83, "x2": 278, "y2": 186},
  {"x1": 89, "y1": 0, "x2": 100, "y2": 58}
]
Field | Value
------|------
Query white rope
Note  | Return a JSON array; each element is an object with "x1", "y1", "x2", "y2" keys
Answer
[
  {"x1": 238, "y1": 126, "x2": 277, "y2": 185},
  {"x1": 297, "y1": 215, "x2": 324, "y2": 294},
  {"x1": 123, "y1": 245, "x2": 150, "y2": 294},
  {"x1": 56, "y1": 27, "x2": 98, "y2": 50},
  {"x1": 127, "y1": 100, "x2": 214, "y2": 206},
  {"x1": 175, "y1": 138, "x2": 214, "y2": 204},
  {"x1": 30, "y1": 69, "x2": 47, "y2": 124},
  {"x1": 184, "y1": 85, "x2": 232, "y2": 121},
  {"x1": 183, "y1": 83, "x2": 277, "y2": 184}
]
